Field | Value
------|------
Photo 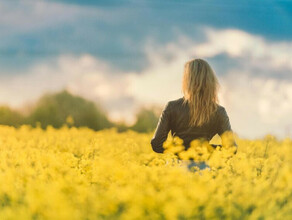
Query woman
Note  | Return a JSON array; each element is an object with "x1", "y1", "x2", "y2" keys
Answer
[{"x1": 151, "y1": 58, "x2": 237, "y2": 170}]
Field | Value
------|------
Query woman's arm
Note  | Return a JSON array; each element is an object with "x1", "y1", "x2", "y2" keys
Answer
[
  {"x1": 217, "y1": 107, "x2": 238, "y2": 154},
  {"x1": 151, "y1": 102, "x2": 172, "y2": 153}
]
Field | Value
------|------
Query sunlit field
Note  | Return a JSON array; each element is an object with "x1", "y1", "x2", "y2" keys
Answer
[{"x1": 0, "y1": 125, "x2": 292, "y2": 220}]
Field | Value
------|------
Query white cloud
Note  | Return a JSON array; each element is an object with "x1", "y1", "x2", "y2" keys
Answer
[
  {"x1": 0, "y1": 1, "x2": 79, "y2": 32},
  {"x1": 0, "y1": 0, "x2": 121, "y2": 34},
  {"x1": 0, "y1": 54, "x2": 136, "y2": 123},
  {"x1": 1, "y1": 28, "x2": 292, "y2": 138},
  {"x1": 194, "y1": 28, "x2": 292, "y2": 71},
  {"x1": 220, "y1": 72, "x2": 292, "y2": 139}
]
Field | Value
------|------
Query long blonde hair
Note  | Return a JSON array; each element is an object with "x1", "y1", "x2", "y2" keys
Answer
[{"x1": 182, "y1": 58, "x2": 219, "y2": 127}]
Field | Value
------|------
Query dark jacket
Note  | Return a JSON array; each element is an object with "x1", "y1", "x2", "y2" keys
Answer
[{"x1": 151, "y1": 97, "x2": 237, "y2": 153}]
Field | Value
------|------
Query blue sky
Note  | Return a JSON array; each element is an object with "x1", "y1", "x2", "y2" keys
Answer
[
  {"x1": 0, "y1": 0, "x2": 292, "y2": 138},
  {"x1": 1, "y1": 0, "x2": 292, "y2": 71}
]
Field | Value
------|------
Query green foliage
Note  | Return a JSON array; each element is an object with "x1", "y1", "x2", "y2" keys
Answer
[
  {"x1": 115, "y1": 122, "x2": 130, "y2": 133},
  {"x1": 0, "y1": 90, "x2": 161, "y2": 133},
  {"x1": 131, "y1": 108, "x2": 159, "y2": 133},
  {"x1": 0, "y1": 106, "x2": 24, "y2": 127},
  {"x1": 26, "y1": 90, "x2": 112, "y2": 130}
]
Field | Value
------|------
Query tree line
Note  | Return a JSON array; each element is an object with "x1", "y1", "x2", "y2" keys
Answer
[{"x1": 0, "y1": 90, "x2": 160, "y2": 133}]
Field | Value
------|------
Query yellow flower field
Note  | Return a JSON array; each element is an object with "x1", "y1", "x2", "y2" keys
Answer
[{"x1": 0, "y1": 125, "x2": 292, "y2": 220}]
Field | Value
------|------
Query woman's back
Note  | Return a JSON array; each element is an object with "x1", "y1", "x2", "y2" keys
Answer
[
  {"x1": 151, "y1": 58, "x2": 236, "y2": 154},
  {"x1": 151, "y1": 97, "x2": 232, "y2": 153}
]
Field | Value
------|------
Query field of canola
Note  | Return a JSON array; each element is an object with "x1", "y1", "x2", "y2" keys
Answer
[{"x1": 0, "y1": 125, "x2": 292, "y2": 220}]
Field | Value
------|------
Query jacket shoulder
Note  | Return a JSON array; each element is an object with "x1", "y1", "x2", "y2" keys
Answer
[
  {"x1": 216, "y1": 104, "x2": 227, "y2": 113},
  {"x1": 164, "y1": 98, "x2": 186, "y2": 115},
  {"x1": 167, "y1": 97, "x2": 185, "y2": 107},
  {"x1": 214, "y1": 105, "x2": 230, "y2": 120},
  {"x1": 216, "y1": 104, "x2": 224, "y2": 111}
]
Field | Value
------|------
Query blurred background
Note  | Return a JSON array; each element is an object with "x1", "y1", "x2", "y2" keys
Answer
[{"x1": 0, "y1": 0, "x2": 291, "y2": 138}]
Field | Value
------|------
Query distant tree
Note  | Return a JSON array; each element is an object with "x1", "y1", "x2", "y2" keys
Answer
[
  {"x1": 0, "y1": 106, "x2": 24, "y2": 127},
  {"x1": 26, "y1": 90, "x2": 112, "y2": 130},
  {"x1": 131, "y1": 107, "x2": 160, "y2": 133},
  {"x1": 115, "y1": 121, "x2": 129, "y2": 133}
]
